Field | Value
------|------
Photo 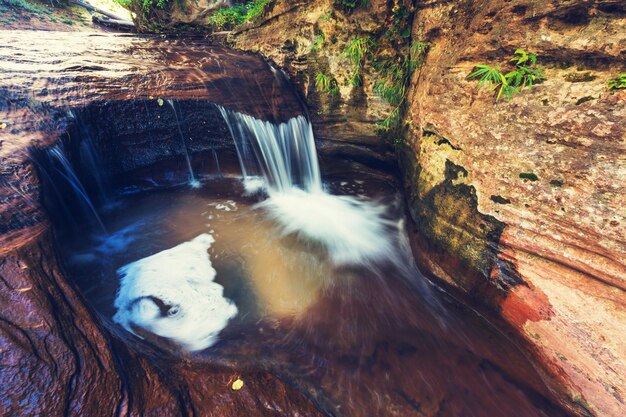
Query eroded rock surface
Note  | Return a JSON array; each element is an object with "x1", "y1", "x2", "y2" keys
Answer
[
  {"x1": 403, "y1": 1, "x2": 626, "y2": 416},
  {"x1": 0, "y1": 31, "x2": 323, "y2": 416},
  {"x1": 0, "y1": 231, "x2": 323, "y2": 416}
]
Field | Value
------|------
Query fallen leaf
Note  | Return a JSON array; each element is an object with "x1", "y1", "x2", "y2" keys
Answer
[
  {"x1": 0, "y1": 123, "x2": 6, "y2": 129},
  {"x1": 231, "y1": 378, "x2": 244, "y2": 391},
  {"x1": 157, "y1": 98, "x2": 164, "y2": 106}
]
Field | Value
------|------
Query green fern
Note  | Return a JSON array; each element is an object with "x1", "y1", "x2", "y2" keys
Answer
[
  {"x1": 310, "y1": 32, "x2": 325, "y2": 53},
  {"x1": 468, "y1": 49, "x2": 545, "y2": 102},
  {"x1": 607, "y1": 73, "x2": 626, "y2": 91},
  {"x1": 510, "y1": 49, "x2": 537, "y2": 66},
  {"x1": 343, "y1": 37, "x2": 372, "y2": 68},
  {"x1": 315, "y1": 72, "x2": 339, "y2": 96},
  {"x1": 342, "y1": 37, "x2": 374, "y2": 87}
]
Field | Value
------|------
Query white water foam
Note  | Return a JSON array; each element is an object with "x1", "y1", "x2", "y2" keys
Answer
[
  {"x1": 113, "y1": 233, "x2": 237, "y2": 351},
  {"x1": 258, "y1": 189, "x2": 395, "y2": 265}
]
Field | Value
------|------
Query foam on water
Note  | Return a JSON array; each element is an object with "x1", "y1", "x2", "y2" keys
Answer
[
  {"x1": 113, "y1": 233, "x2": 237, "y2": 351},
  {"x1": 258, "y1": 189, "x2": 395, "y2": 265}
]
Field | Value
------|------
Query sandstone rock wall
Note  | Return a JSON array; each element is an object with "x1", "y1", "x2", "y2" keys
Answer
[
  {"x1": 230, "y1": 0, "x2": 404, "y2": 166},
  {"x1": 227, "y1": 1, "x2": 626, "y2": 416},
  {"x1": 403, "y1": 1, "x2": 626, "y2": 416}
]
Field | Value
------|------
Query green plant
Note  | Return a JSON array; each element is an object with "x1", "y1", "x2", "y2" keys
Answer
[
  {"x1": 207, "y1": 0, "x2": 271, "y2": 30},
  {"x1": 607, "y1": 73, "x2": 626, "y2": 91},
  {"x1": 373, "y1": 40, "x2": 429, "y2": 134},
  {"x1": 343, "y1": 37, "x2": 374, "y2": 86},
  {"x1": 3, "y1": 0, "x2": 50, "y2": 15},
  {"x1": 113, "y1": 0, "x2": 172, "y2": 13},
  {"x1": 336, "y1": 0, "x2": 369, "y2": 10},
  {"x1": 384, "y1": 2, "x2": 412, "y2": 41},
  {"x1": 319, "y1": 9, "x2": 333, "y2": 22},
  {"x1": 315, "y1": 72, "x2": 339, "y2": 96},
  {"x1": 310, "y1": 32, "x2": 325, "y2": 53},
  {"x1": 467, "y1": 49, "x2": 545, "y2": 101}
]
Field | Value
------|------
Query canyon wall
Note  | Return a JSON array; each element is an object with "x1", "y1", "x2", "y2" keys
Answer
[
  {"x1": 225, "y1": 1, "x2": 626, "y2": 415},
  {"x1": 403, "y1": 2, "x2": 625, "y2": 416}
]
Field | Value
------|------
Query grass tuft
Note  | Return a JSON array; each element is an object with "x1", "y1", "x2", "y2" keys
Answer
[{"x1": 207, "y1": 0, "x2": 271, "y2": 31}]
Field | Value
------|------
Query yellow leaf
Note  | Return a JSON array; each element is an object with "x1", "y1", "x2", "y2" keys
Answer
[
  {"x1": 157, "y1": 98, "x2": 164, "y2": 106},
  {"x1": 0, "y1": 123, "x2": 6, "y2": 129},
  {"x1": 231, "y1": 378, "x2": 244, "y2": 391}
]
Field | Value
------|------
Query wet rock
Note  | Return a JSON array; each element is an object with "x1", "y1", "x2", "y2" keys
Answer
[
  {"x1": 0, "y1": 232, "x2": 324, "y2": 416},
  {"x1": 0, "y1": 31, "x2": 324, "y2": 416},
  {"x1": 229, "y1": 0, "x2": 400, "y2": 160}
]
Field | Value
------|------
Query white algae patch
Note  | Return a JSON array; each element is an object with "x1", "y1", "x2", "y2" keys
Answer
[{"x1": 113, "y1": 233, "x2": 237, "y2": 351}]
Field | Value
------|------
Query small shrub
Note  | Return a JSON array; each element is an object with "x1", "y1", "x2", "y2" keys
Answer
[
  {"x1": 467, "y1": 49, "x2": 545, "y2": 101},
  {"x1": 113, "y1": 0, "x2": 171, "y2": 13},
  {"x1": 607, "y1": 73, "x2": 626, "y2": 91},
  {"x1": 335, "y1": 0, "x2": 369, "y2": 10},
  {"x1": 4, "y1": 0, "x2": 50, "y2": 15},
  {"x1": 315, "y1": 72, "x2": 339, "y2": 96},
  {"x1": 208, "y1": 0, "x2": 271, "y2": 31}
]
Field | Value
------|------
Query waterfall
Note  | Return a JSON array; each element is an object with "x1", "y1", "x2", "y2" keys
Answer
[
  {"x1": 219, "y1": 107, "x2": 395, "y2": 265},
  {"x1": 34, "y1": 143, "x2": 107, "y2": 234},
  {"x1": 167, "y1": 99, "x2": 200, "y2": 188},
  {"x1": 75, "y1": 117, "x2": 112, "y2": 207},
  {"x1": 218, "y1": 107, "x2": 322, "y2": 194}
]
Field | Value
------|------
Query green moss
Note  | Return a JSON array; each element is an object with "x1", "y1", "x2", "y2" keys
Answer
[
  {"x1": 519, "y1": 172, "x2": 539, "y2": 181},
  {"x1": 402, "y1": 148, "x2": 505, "y2": 279},
  {"x1": 564, "y1": 71, "x2": 596, "y2": 83},
  {"x1": 575, "y1": 96, "x2": 595, "y2": 105}
]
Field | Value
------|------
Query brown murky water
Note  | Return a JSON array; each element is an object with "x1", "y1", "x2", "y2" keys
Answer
[{"x1": 56, "y1": 171, "x2": 570, "y2": 417}]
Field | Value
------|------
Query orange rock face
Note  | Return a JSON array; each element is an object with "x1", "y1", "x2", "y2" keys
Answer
[
  {"x1": 403, "y1": 1, "x2": 626, "y2": 416},
  {"x1": 0, "y1": 30, "x2": 321, "y2": 417}
]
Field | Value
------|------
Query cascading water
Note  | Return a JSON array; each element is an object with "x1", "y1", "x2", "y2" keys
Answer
[
  {"x1": 167, "y1": 99, "x2": 200, "y2": 188},
  {"x1": 218, "y1": 106, "x2": 322, "y2": 194},
  {"x1": 218, "y1": 107, "x2": 396, "y2": 265},
  {"x1": 34, "y1": 142, "x2": 107, "y2": 234}
]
